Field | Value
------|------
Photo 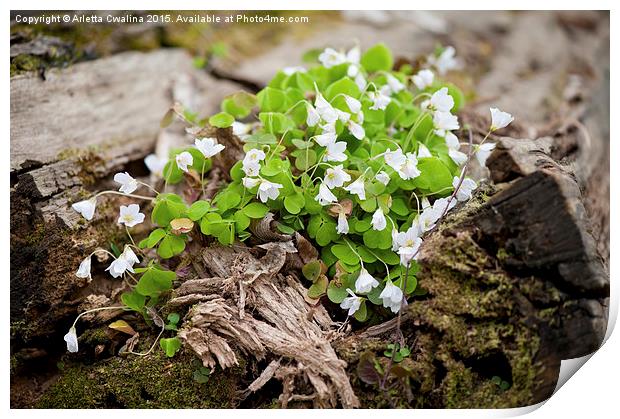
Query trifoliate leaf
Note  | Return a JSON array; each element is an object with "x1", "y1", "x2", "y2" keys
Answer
[
  {"x1": 208, "y1": 112, "x2": 234, "y2": 128},
  {"x1": 160, "y1": 337, "x2": 182, "y2": 357}
]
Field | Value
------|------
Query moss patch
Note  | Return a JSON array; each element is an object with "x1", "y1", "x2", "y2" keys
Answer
[{"x1": 37, "y1": 350, "x2": 244, "y2": 408}]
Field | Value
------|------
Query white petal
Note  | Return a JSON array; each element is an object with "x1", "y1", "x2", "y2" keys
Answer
[
  {"x1": 72, "y1": 198, "x2": 97, "y2": 221},
  {"x1": 64, "y1": 327, "x2": 79, "y2": 353}
]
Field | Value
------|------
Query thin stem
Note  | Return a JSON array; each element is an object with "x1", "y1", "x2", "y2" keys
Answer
[
  {"x1": 125, "y1": 226, "x2": 137, "y2": 248},
  {"x1": 200, "y1": 160, "x2": 207, "y2": 198},
  {"x1": 137, "y1": 181, "x2": 159, "y2": 195},
  {"x1": 343, "y1": 238, "x2": 365, "y2": 268},
  {"x1": 127, "y1": 323, "x2": 165, "y2": 357},
  {"x1": 95, "y1": 190, "x2": 155, "y2": 201},
  {"x1": 71, "y1": 306, "x2": 124, "y2": 329}
]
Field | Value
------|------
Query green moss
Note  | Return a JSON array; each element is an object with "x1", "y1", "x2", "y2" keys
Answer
[{"x1": 38, "y1": 350, "x2": 244, "y2": 408}]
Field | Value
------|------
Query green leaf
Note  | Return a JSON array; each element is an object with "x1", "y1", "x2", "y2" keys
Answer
[
  {"x1": 256, "y1": 86, "x2": 286, "y2": 112},
  {"x1": 208, "y1": 112, "x2": 234, "y2": 128},
  {"x1": 307, "y1": 275, "x2": 328, "y2": 298},
  {"x1": 331, "y1": 244, "x2": 360, "y2": 265},
  {"x1": 260, "y1": 158, "x2": 286, "y2": 176},
  {"x1": 152, "y1": 194, "x2": 187, "y2": 227},
  {"x1": 162, "y1": 160, "x2": 184, "y2": 184},
  {"x1": 121, "y1": 291, "x2": 146, "y2": 313},
  {"x1": 353, "y1": 300, "x2": 368, "y2": 322},
  {"x1": 214, "y1": 190, "x2": 242, "y2": 212},
  {"x1": 414, "y1": 157, "x2": 453, "y2": 193},
  {"x1": 242, "y1": 202, "x2": 269, "y2": 218},
  {"x1": 157, "y1": 234, "x2": 186, "y2": 259},
  {"x1": 160, "y1": 337, "x2": 182, "y2": 357},
  {"x1": 363, "y1": 227, "x2": 392, "y2": 249},
  {"x1": 233, "y1": 210, "x2": 251, "y2": 231},
  {"x1": 167, "y1": 313, "x2": 181, "y2": 325},
  {"x1": 361, "y1": 43, "x2": 393, "y2": 72},
  {"x1": 221, "y1": 91, "x2": 257, "y2": 119},
  {"x1": 283, "y1": 193, "x2": 305, "y2": 215},
  {"x1": 188, "y1": 201, "x2": 211, "y2": 221},
  {"x1": 324, "y1": 77, "x2": 361, "y2": 101},
  {"x1": 200, "y1": 213, "x2": 224, "y2": 235},
  {"x1": 135, "y1": 267, "x2": 176, "y2": 298},
  {"x1": 259, "y1": 112, "x2": 294, "y2": 134},
  {"x1": 302, "y1": 260, "x2": 322, "y2": 282},
  {"x1": 138, "y1": 228, "x2": 167, "y2": 249}
]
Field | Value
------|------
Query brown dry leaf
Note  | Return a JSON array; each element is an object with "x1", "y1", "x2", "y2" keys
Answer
[
  {"x1": 328, "y1": 199, "x2": 353, "y2": 217},
  {"x1": 108, "y1": 320, "x2": 136, "y2": 336},
  {"x1": 170, "y1": 217, "x2": 194, "y2": 235}
]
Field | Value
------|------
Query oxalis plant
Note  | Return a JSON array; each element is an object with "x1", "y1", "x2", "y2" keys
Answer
[{"x1": 64, "y1": 43, "x2": 514, "y2": 358}]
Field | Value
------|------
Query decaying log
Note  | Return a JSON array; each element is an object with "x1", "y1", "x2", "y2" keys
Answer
[{"x1": 10, "y1": 49, "x2": 244, "y2": 349}]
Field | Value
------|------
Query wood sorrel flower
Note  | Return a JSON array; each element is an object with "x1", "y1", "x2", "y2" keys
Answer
[
  {"x1": 315, "y1": 183, "x2": 337, "y2": 206},
  {"x1": 490, "y1": 107, "x2": 514, "y2": 131},
  {"x1": 368, "y1": 90, "x2": 391, "y2": 111},
  {"x1": 175, "y1": 151, "x2": 193, "y2": 172},
  {"x1": 454, "y1": 177, "x2": 477, "y2": 201},
  {"x1": 344, "y1": 95, "x2": 361, "y2": 114},
  {"x1": 375, "y1": 171, "x2": 390, "y2": 186},
  {"x1": 426, "y1": 87, "x2": 454, "y2": 112},
  {"x1": 398, "y1": 153, "x2": 421, "y2": 180},
  {"x1": 195, "y1": 137, "x2": 225, "y2": 158},
  {"x1": 371, "y1": 208, "x2": 387, "y2": 231},
  {"x1": 106, "y1": 246, "x2": 139, "y2": 278},
  {"x1": 324, "y1": 165, "x2": 351, "y2": 189},
  {"x1": 144, "y1": 154, "x2": 167, "y2": 177},
  {"x1": 340, "y1": 288, "x2": 362, "y2": 316},
  {"x1": 412, "y1": 69, "x2": 434, "y2": 90},
  {"x1": 379, "y1": 280, "x2": 404, "y2": 313},
  {"x1": 433, "y1": 111, "x2": 460, "y2": 135},
  {"x1": 118, "y1": 204, "x2": 145, "y2": 227},
  {"x1": 355, "y1": 268, "x2": 379, "y2": 294},
  {"x1": 318, "y1": 47, "x2": 346, "y2": 68},
  {"x1": 428, "y1": 45, "x2": 459, "y2": 75},
  {"x1": 324, "y1": 141, "x2": 348, "y2": 162},
  {"x1": 75, "y1": 256, "x2": 92, "y2": 280},
  {"x1": 337, "y1": 212, "x2": 349, "y2": 235},
  {"x1": 113, "y1": 172, "x2": 138, "y2": 194},
  {"x1": 64, "y1": 326, "x2": 79, "y2": 353},
  {"x1": 257, "y1": 180, "x2": 283, "y2": 203},
  {"x1": 72, "y1": 197, "x2": 97, "y2": 221},
  {"x1": 475, "y1": 143, "x2": 496, "y2": 166},
  {"x1": 347, "y1": 120, "x2": 365, "y2": 140},
  {"x1": 344, "y1": 177, "x2": 366, "y2": 200}
]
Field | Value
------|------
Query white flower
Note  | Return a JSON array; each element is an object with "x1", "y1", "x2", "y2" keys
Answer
[
  {"x1": 344, "y1": 177, "x2": 366, "y2": 200},
  {"x1": 355, "y1": 268, "x2": 379, "y2": 294},
  {"x1": 144, "y1": 154, "x2": 167, "y2": 177},
  {"x1": 427, "y1": 87, "x2": 454, "y2": 112},
  {"x1": 371, "y1": 208, "x2": 387, "y2": 231},
  {"x1": 118, "y1": 204, "x2": 145, "y2": 228},
  {"x1": 242, "y1": 149, "x2": 266, "y2": 176},
  {"x1": 428, "y1": 46, "x2": 459, "y2": 75},
  {"x1": 433, "y1": 111, "x2": 460, "y2": 133},
  {"x1": 346, "y1": 46, "x2": 360, "y2": 64},
  {"x1": 391, "y1": 228, "x2": 401, "y2": 251},
  {"x1": 232, "y1": 121, "x2": 252, "y2": 137},
  {"x1": 243, "y1": 149, "x2": 266, "y2": 165},
  {"x1": 306, "y1": 104, "x2": 320, "y2": 127},
  {"x1": 72, "y1": 198, "x2": 97, "y2": 221},
  {"x1": 475, "y1": 143, "x2": 496, "y2": 166},
  {"x1": 324, "y1": 165, "x2": 351, "y2": 189},
  {"x1": 195, "y1": 137, "x2": 225, "y2": 158},
  {"x1": 337, "y1": 212, "x2": 349, "y2": 234},
  {"x1": 105, "y1": 246, "x2": 139, "y2": 278},
  {"x1": 412, "y1": 69, "x2": 434, "y2": 90},
  {"x1": 347, "y1": 120, "x2": 365, "y2": 140},
  {"x1": 176, "y1": 151, "x2": 193, "y2": 172},
  {"x1": 490, "y1": 107, "x2": 514, "y2": 131},
  {"x1": 398, "y1": 237, "x2": 423, "y2": 266},
  {"x1": 315, "y1": 183, "x2": 338, "y2": 206},
  {"x1": 376, "y1": 171, "x2": 390, "y2": 185},
  {"x1": 417, "y1": 206, "x2": 440, "y2": 234},
  {"x1": 368, "y1": 90, "x2": 391, "y2": 111},
  {"x1": 453, "y1": 177, "x2": 477, "y2": 201},
  {"x1": 242, "y1": 162, "x2": 260, "y2": 177},
  {"x1": 242, "y1": 177, "x2": 261, "y2": 189},
  {"x1": 417, "y1": 144, "x2": 432, "y2": 158},
  {"x1": 114, "y1": 172, "x2": 139, "y2": 195},
  {"x1": 356, "y1": 110, "x2": 365, "y2": 124},
  {"x1": 76, "y1": 256, "x2": 92, "y2": 280},
  {"x1": 344, "y1": 95, "x2": 361, "y2": 114},
  {"x1": 283, "y1": 66, "x2": 306, "y2": 75},
  {"x1": 318, "y1": 47, "x2": 346, "y2": 68},
  {"x1": 315, "y1": 93, "x2": 338, "y2": 123},
  {"x1": 315, "y1": 131, "x2": 337, "y2": 147},
  {"x1": 354, "y1": 73, "x2": 367, "y2": 91},
  {"x1": 398, "y1": 153, "x2": 421, "y2": 180},
  {"x1": 64, "y1": 326, "x2": 79, "y2": 353},
  {"x1": 257, "y1": 180, "x2": 283, "y2": 203},
  {"x1": 421, "y1": 197, "x2": 431, "y2": 209},
  {"x1": 385, "y1": 74, "x2": 405, "y2": 94},
  {"x1": 449, "y1": 149, "x2": 468, "y2": 166},
  {"x1": 324, "y1": 141, "x2": 348, "y2": 162},
  {"x1": 340, "y1": 289, "x2": 362, "y2": 316},
  {"x1": 384, "y1": 148, "x2": 406, "y2": 171},
  {"x1": 336, "y1": 109, "x2": 351, "y2": 123},
  {"x1": 394, "y1": 226, "x2": 421, "y2": 249},
  {"x1": 444, "y1": 132, "x2": 460, "y2": 150},
  {"x1": 432, "y1": 197, "x2": 457, "y2": 216},
  {"x1": 379, "y1": 280, "x2": 404, "y2": 314}
]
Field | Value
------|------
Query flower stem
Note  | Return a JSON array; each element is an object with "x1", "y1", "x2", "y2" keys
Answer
[{"x1": 95, "y1": 191, "x2": 155, "y2": 201}]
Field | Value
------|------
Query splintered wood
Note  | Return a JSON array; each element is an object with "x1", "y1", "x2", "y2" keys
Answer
[{"x1": 171, "y1": 240, "x2": 360, "y2": 408}]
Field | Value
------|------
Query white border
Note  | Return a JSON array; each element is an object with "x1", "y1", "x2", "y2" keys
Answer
[{"x1": 3, "y1": 2, "x2": 616, "y2": 418}]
